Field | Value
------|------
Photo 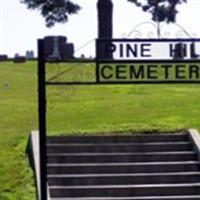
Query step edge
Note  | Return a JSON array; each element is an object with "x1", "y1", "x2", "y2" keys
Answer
[
  {"x1": 47, "y1": 161, "x2": 200, "y2": 167},
  {"x1": 47, "y1": 142, "x2": 191, "y2": 147},
  {"x1": 47, "y1": 151, "x2": 195, "y2": 156},
  {"x1": 47, "y1": 172, "x2": 200, "y2": 178},
  {"x1": 49, "y1": 183, "x2": 200, "y2": 189}
]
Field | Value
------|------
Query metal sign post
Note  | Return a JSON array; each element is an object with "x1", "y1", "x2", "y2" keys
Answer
[{"x1": 38, "y1": 39, "x2": 47, "y2": 200}]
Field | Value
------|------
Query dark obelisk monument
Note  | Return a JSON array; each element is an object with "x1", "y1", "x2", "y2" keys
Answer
[{"x1": 97, "y1": 0, "x2": 113, "y2": 59}]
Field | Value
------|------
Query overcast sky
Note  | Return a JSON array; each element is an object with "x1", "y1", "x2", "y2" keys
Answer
[{"x1": 1, "y1": 0, "x2": 200, "y2": 57}]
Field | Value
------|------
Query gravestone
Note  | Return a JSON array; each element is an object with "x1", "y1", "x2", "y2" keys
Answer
[
  {"x1": 14, "y1": 53, "x2": 26, "y2": 63},
  {"x1": 0, "y1": 55, "x2": 8, "y2": 62},
  {"x1": 26, "y1": 50, "x2": 35, "y2": 60},
  {"x1": 44, "y1": 36, "x2": 74, "y2": 61},
  {"x1": 13, "y1": 56, "x2": 26, "y2": 63},
  {"x1": 64, "y1": 43, "x2": 74, "y2": 59}
]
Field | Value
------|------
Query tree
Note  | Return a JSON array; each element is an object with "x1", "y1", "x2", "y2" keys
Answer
[
  {"x1": 21, "y1": 0, "x2": 81, "y2": 27},
  {"x1": 128, "y1": 0, "x2": 187, "y2": 38}
]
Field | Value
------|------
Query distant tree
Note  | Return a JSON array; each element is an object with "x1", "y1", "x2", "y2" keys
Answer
[
  {"x1": 21, "y1": 0, "x2": 81, "y2": 27},
  {"x1": 128, "y1": 0, "x2": 187, "y2": 37}
]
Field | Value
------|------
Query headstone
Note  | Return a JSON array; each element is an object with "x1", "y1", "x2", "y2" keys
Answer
[
  {"x1": 14, "y1": 54, "x2": 26, "y2": 63},
  {"x1": 52, "y1": 37, "x2": 61, "y2": 60},
  {"x1": 44, "y1": 36, "x2": 65, "y2": 61},
  {"x1": 26, "y1": 50, "x2": 35, "y2": 60},
  {"x1": 0, "y1": 55, "x2": 8, "y2": 62},
  {"x1": 14, "y1": 53, "x2": 20, "y2": 58},
  {"x1": 64, "y1": 43, "x2": 74, "y2": 60},
  {"x1": 44, "y1": 36, "x2": 74, "y2": 61}
]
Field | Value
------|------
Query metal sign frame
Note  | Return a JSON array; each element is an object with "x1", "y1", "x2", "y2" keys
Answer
[{"x1": 38, "y1": 38, "x2": 200, "y2": 200}]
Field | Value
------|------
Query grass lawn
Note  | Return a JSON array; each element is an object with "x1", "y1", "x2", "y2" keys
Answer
[{"x1": 0, "y1": 61, "x2": 200, "y2": 199}]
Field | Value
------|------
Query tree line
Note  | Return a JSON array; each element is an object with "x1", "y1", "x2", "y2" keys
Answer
[{"x1": 21, "y1": 0, "x2": 187, "y2": 28}]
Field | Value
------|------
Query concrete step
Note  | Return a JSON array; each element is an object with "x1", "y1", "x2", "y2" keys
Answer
[
  {"x1": 47, "y1": 134, "x2": 188, "y2": 144},
  {"x1": 47, "y1": 142, "x2": 192, "y2": 153},
  {"x1": 47, "y1": 161, "x2": 200, "y2": 175},
  {"x1": 49, "y1": 183, "x2": 200, "y2": 197},
  {"x1": 47, "y1": 151, "x2": 197, "y2": 164},
  {"x1": 45, "y1": 132, "x2": 200, "y2": 199},
  {"x1": 50, "y1": 196, "x2": 200, "y2": 200},
  {"x1": 48, "y1": 172, "x2": 200, "y2": 186}
]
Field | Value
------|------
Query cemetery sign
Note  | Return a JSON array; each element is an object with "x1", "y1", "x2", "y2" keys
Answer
[{"x1": 96, "y1": 38, "x2": 200, "y2": 84}]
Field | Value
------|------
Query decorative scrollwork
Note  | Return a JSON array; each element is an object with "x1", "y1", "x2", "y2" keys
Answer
[
  {"x1": 147, "y1": 31, "x2": 156, "y2": 38},
  {"x1": 125, "y1": 21, "x2": 197, "y2": 39},
  {"x1": 130, "y1": 30, "x2": 143, "y2": 39},
  {"x1": 163, "y1": 31, "x2": 171, "y2": 38}
]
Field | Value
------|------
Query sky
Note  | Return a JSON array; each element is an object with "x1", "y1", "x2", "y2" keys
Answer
[{"x1": 1, "y1": 0, "x2": 200, "y2": 58}]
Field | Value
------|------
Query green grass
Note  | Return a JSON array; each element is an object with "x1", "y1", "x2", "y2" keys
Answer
[
  {"x1": 0, "y1": 62, "x2": 37, "y2": 199},
  {"x1": 1, "y1": 61, "x2": 200, "y2": 199}
]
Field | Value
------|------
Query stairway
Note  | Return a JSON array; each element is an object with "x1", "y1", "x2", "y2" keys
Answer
[{"x1": 46, "y1": 133, "x2": 200, "y2": 200}]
